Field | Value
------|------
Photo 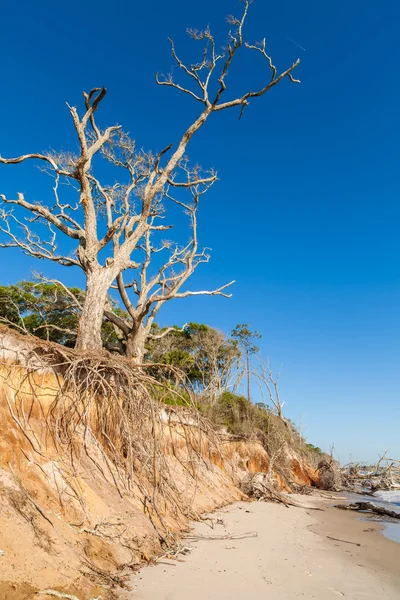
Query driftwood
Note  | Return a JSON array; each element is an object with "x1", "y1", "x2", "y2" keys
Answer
[
  {"x1": 240, "y1": 473, "x2": 323, "y2": 510},
  {"x1": 335, "y1": 502, "x2": 400, "y2": 520},
  {"x1": 184, "y1": 531, "x2": 257, "y2": 542},
  {"x1": 340, "y1": 452, "x2": 400, "y2": 494}
]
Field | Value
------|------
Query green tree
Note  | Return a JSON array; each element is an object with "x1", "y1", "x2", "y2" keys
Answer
[
  {"x1": 231, "y1": 324, "x2": 261, "y2": 403},
  {"x1": 0, "y1": 280, "x2": 123, "y2": 350},
  {"x1": 147, "y1": 322, "x2": 239, "y2": 400}
]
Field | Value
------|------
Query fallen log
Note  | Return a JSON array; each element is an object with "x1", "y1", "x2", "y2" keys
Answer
[{"x1": 335, "y1": 501, "x2": 400, "y2": 520}]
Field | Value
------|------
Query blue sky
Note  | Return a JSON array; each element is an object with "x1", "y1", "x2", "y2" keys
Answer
[{"x1": 1, "y1": 0, "x2": 399, "y2": 463}]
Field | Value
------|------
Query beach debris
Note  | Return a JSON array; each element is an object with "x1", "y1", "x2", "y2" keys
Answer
[
  {"x1": 340, "y1": 451, "x2": 400, "y2": 494},
  {"x1": 184, "y1": 531, "x2": 257, "y2": 542},
  {"x1": 328, "y1": 588, "x2": 345, "y2": 597},
  {"x1": 326, "y1": 535, "x2": 361, "y2": 547},
  {"x1": 240, "y1": 473, "x2": 324, "y2": 510},
  {"x1": 240, "y1": 472, "x2": 293, "y2": 505},
  {"x1": 155, "y1": 543, "x2": 193, "y2": 563},
  {"x1": 316, "y1": 460, "x2": 341, "y2": 491},
  {"x1": 335, "y1": 501, "x2": 400, "y2": 521},
  {"x1": 36, "y1": 591, "x2": 102, "y2": 600}
]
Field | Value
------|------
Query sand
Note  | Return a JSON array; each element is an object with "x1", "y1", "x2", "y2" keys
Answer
[{"x1": 128, "y1": 495, "x2": 400, "y2": 599}]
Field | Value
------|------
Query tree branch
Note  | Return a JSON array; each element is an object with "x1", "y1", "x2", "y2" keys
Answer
[
  {"x1": 0, "y1": 153, "x2": 73, "y2": 178},
  {"x1": 0, "y1": 209, "x2": 80, "y2": 266},
  {"x1": 0, "y1": 193, "x2": 83, "y2": 240},
  {"x1": 157, "y1": 0, "x2": 300, "y2": 121},
  {"x1": 103, "y1": 308, "x2": 130, "y2": 337},
  {"x1": 147, "y1": 323, "x2": 188, "y2": 340},
  {"x1": 156, "y1": 280, "x2": 235, "y2": 302},
  {"x1": 33, "y1": 274, "x2": 83, "y2": 309}
]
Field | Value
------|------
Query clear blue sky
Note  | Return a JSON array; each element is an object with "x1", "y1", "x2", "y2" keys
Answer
[{"x1": 1, "y1": 0, "x2": 399, "y2": 463}]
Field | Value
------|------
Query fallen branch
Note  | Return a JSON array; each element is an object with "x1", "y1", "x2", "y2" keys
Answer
[
  {"x1": 335, "y1": 502, "x2": 400, "y2": 520},
  {"x1": 240, "y1": 472, "x2": 324, "y2": 510},
  {"x1": 184, "y1": 531, "x2": 257, "y2": 541},
  {"x1": 326, "y1": 535, "x2": 361, "y2": 547}
]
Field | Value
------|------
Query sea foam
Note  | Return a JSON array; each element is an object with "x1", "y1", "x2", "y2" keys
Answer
[{"x1": 373, "y1": 490, "x2": 400, "y2": 506}]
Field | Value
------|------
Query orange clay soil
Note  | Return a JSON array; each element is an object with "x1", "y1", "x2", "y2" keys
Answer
[{"x1": 0, "y1": 327, "x2": 319, "y2": 599}]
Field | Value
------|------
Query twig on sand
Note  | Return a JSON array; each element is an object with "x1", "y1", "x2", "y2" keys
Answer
[
  {"x1": 326, "y1": 536, "x2": 361, "y2": 547},
  {"x1": 184, "y1": 531, "x2": 257, "y2": 541}
]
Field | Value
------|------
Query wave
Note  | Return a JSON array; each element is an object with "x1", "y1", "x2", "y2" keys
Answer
[{"x1": 373, "y1": 490, "x2": 400, "y2": 507}]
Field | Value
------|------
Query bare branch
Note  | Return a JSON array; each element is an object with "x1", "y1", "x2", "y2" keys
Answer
[
  {"x1": 157, "y1": 0, "x2": 300, "y2": 122},
  {"x1": 165, "y1": 171, "x2": 217, "y2": 188},
  {"x1": 32, "y1": 273, "x2": 83, "y2": 309},
  {"x1": 0, "y1": 153, "x2": 73, "y2": 178},
  {"x1": 116, "y1": 273, "x2": 136, "y2": 320},
  {"x1": 32, "y1": 323, "x2": 77, "y2": 337},
  {"x1": 0, "y1": 193, "x2": 83, "y2": 240},
  {"x1": 154, "y1": 280, "x2": 235, "y2": 302},
  {"x1": 0, "y1": 315, "x2": 29, "y2": 335},
  {"x1": 213, "y1": 58, "x2": 300, "y2": 114},
  {"x1": 0, "y1": 208, "x2": 80, "y2": 267},
  {"x1": 0, "y1": 293, "x2": 29, "y2": 334},
  {"x1": 103, "y1": 307, "x2": 130, "y2": 337},
  {"x1": 156, "y1": 73, "x2": 205, "y2": 104},
  {"x1": 245, "y1": 38, "x2": 277, "y2": 80},
  {"x1": 147, "y1": 323, "x2": 188, "y2": 340},
  {"x1": 212, "y1": 0, "x2": 251, "y2": 106},
  {"x1": 82, "y1": 87, "x2": 107, "y2": 139},
  {"x1": 252, "y1": 357, "x2": 287, "y2": 422}
]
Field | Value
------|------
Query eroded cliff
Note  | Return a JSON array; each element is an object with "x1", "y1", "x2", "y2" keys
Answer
[{"x1": 0, "y1": 327, "x2": 319, "y2": 599}]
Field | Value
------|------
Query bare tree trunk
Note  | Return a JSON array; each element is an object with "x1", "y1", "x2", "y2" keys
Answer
[
  {"x1": 125, "y1": 324, "x2": 148, "y2": 363},
  {"x1": 75, "y1": 268, "x2": 111, "y2": 352}
]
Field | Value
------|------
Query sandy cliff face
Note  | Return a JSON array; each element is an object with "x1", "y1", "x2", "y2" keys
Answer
[{"x1": 0, "y1": 328, "x2": 318, "y2": 599}]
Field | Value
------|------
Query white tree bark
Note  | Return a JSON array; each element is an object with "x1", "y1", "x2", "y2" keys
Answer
[{"x1": 74, "y1": 268, "x2": 113, "y2": 351}]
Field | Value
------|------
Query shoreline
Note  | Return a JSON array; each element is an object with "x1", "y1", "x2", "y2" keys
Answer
[
  {"x1": 342, "y1": 490, "x2": 400, "y2": 544},
  {"x1": 309, "y1": 494, "x2": 400, "y2": 591},
  {"x1": 127, "y1": 495, "x2": 400, "y2": 599}
]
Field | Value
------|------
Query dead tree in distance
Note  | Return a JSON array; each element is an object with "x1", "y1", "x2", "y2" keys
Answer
[{"x1": 253, "y1": 357, "x2": 287, "y2": 422}]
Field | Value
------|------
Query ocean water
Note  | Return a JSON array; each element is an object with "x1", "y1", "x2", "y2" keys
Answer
[
  {"x1": 372, "y1": 490, "x2": 400, "y2": 543},
  {"x1": 345, "y1": 490, "x2": 400, "y2": 543}
]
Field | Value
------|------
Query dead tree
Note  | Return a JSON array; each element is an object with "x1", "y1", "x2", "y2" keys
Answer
[
  {"x1": 189, "y1": 328, "x2": 239, "y2": 404},
  {"x1": 253, "y1": 358, "x2": 287, "y2": 423},
  {"x1": 0, "y1": 1, "x2": 300, "y2": 352},
  {"x1": 104, "y1": 173, "x2": 234, "y2": 361}
]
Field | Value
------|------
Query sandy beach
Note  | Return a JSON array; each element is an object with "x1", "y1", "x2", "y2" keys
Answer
[{"x1": 128, "y1": 496, "x2": 400, "y2": 599}]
